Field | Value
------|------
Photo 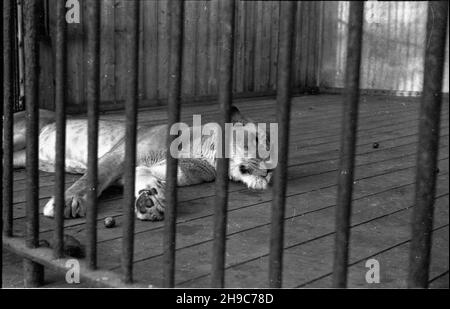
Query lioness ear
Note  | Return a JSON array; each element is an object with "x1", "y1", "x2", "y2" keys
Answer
[{"x1": 230, "y1": 105, "x2": 249, "y2": 124}]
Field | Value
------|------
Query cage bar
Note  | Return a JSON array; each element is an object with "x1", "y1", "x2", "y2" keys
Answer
[
  {"x1": 12, "y1": 1, "x2": 19, "y2": 113},
  {"x1": 408, "y1": 0, "x2": 448, "y2": 289},
  {"x1": 23, "y1": 0, "x2": 44, "y2": 287},
  {"x1": 0, "y1": 0, "x2": 447, "y2": 291},
  {"x1": 1, "y1": 0, "x2": 4, "y2": 289},
  {"x1": 211, "y1": 0, "x2": 236, "y2": 288},
  {"x1": 162, "y1": 0, "x2": 184, "y2": 288},
  {"x1": 16, "y1": 0, "x2": 25, "y2": 112},
  {"x1": 122, "y1": 0, "x2": 140, "y2": 284},
  {"x1": 268, "y1": 0, "x2": 297, "y2": 288},
  {"x1": 3, "y1": 0, "x2": 14, "y2": 237},
  {"x1": 53, "y1": 0, "x2": 67, "y2": 259},
  {"x1": 85, "y1": 0, "x2": 101, "y2": 270},
  {"x1": 332, "y1": 1, "x2": 364, "y2": 288}
]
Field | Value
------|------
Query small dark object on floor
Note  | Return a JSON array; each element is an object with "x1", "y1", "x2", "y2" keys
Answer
[
  {"x1": 104, "y1": 216, "x2": 116, "y2": 228},
  {"x1": 436, "y1": 167, "x2": 440, "y2": 174},
  {"x1": 39, "y1": 235, "x2": 85, "y2": 258},
  {"x1": 308, "y1": 106, "x2": 314, "y2": 110},
  {"x1": 372, "y1": 142, "x2": 380, "y2": 149}
]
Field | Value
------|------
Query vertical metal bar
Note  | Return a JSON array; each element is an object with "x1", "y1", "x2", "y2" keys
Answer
[
  {"x1": 1, "y1": 0, "x2": 4, "y2": 289},
  {"x1": 3, "y1": 0, "x2": 14, "y2": 237},
  {"x1": 211, "y1": 0, "x2": 236, "y2": 288},
  {"x1": 122, "y1": 0, "x2": 139, "y2": 284},
  {"x1": 85, "y1": 0, "x2": 100, "y2": 270},
  {"x1": 23, "y1": 0, "x2": 44, "y2": 287},
  {"x1": 408, "y1": 1, "x2": 448, "y2": 289},
  {"x1": 12, "y1": 1, "x2": 19, "y2": 113},
  {"x1": 268, "y1": 0, "x2": 297, "y2": 288},
  {"x1": 163, "y1": 0, "x2": 184, "y2": 288},
  {"x1": 332, "y1": 1, "x2": 364, "y2": 288},
  {"x1": 17, "y1": 0, "x2": 25, "y2": 112},
  {"x1": 53, "y1": 0, "x2": 67, "y2": 258}
]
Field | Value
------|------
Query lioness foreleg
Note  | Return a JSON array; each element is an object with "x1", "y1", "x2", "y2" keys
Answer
[{"x1": 43, "y1": 143, "x2": 125, "y2": 218}]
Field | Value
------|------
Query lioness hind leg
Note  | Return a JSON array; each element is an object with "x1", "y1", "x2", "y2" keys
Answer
[
  {"x1": 12, "y1": 109, "x2": 56, "y2": 152},
  {"x1": 13, "y1": 132, "x2": 26, "y2": 152},
  {"x1": 13, "y1": 150, "x2": 26, "y2": 168}
]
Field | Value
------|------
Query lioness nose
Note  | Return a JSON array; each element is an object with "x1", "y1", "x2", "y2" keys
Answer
[{"x1": 135, "y1": 191, "x2": 154, "y2": 214}]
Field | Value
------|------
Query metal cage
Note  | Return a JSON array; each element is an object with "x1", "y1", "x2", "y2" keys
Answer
[{"x1": 1, "y1": 0, "x2": 448, "y2": 288}]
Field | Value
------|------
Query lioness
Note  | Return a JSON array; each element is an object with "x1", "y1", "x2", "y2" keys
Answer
[{"x1": 12, "y1": 106, "x2": 272, "y2": 221}]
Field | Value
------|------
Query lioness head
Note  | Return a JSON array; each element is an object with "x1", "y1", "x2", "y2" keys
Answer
[
  {"x1": 226, "y1": 106, "x2": 274, "y2": 190},
  {"x1": 133, "y1": 105, "x2": 275, "y2": 220}
]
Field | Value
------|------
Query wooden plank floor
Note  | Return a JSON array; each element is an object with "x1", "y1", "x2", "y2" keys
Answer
[{"x1": 2, "y1": 94, "x2": 449, "y2": 288}]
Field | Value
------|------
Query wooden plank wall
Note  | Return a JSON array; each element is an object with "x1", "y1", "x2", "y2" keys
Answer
[
  {"x1": 42, "y1": 0, "x2": 321, "y2": 112},
  {"x1": 320, "y1": 1, "x2": 449, "y2": 94}
]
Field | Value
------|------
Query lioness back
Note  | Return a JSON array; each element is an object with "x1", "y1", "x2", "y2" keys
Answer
[{"x1": 38, "y1": 120, "x2": 127, "y2": 173}]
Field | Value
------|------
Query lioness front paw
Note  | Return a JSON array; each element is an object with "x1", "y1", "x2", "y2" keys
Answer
[
  {"x1": 43, "y1": 194, "x2": 87, "y2": 219},
  {"x1": 66, "y1": 194, "x2": 87, "y2": 218},
  {"x1": 43, "y1": 198, "x2": 56, "y2": 217}
]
